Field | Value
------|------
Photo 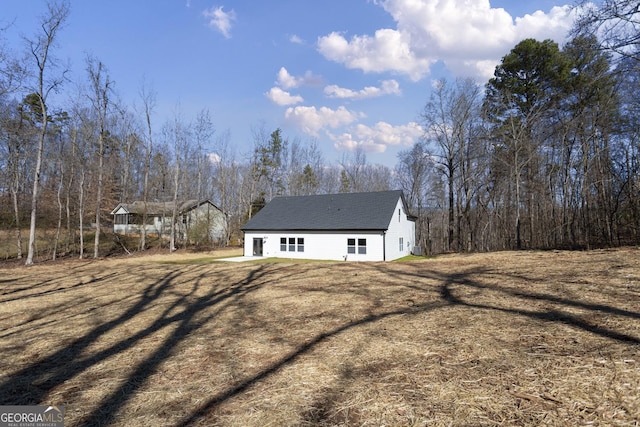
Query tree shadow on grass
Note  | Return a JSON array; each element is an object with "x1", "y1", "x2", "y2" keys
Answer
[
  {"x1": 176, "y1": 297, "x2": 449, "y2": 426},
  {"x1": 177, "y1": 261, "x2": 639, "y2": 425},
  {"x1": 0, "y1": 268, "x2": 183, "y2": 404},
  {"x1": 385, "y1": 264, "x2": 640, "y2": 344},
  {"x1": 2, "y1": 259, "x2": 637, "y2": 426},
  {"x1": 0, "y1": 270, "x2": 120, "y2": 304},
  {"x1": 74, "y1": 264, "x2": 282, "y2": 426},
  {"x1": 0, "y1": 263, "x2": 287, "y2": 425},
  {"x1": 437, "y1": 275, "x2": 640, "y2": 344}
]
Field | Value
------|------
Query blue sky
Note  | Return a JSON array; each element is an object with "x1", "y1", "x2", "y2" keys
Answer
[{"x1": 2, "y1": 0, "x2": 579, "y2": 167}]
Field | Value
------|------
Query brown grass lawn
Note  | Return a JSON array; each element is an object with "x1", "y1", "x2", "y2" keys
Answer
[{"x1": 0, "y1": 248, "x2": 638, "y2": 426}]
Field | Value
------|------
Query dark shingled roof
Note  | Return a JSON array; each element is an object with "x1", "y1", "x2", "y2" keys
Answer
[{"x1": 242, "y1": 190, "x2": 411, "y2": 231}]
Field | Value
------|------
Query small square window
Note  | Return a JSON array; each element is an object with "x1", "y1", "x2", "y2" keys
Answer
[
  {"x1": 289, "y1": 237, "x2": 296, "y2": 252},
  {"x1": 358, "y1": 239, "x2": 367, "y2": 254},
  {"x1": 347, "y1": 238, "x2": 356, "y2": 254},
  {"x1": 297, "y1": 238, "x2": 304, "y2": 252},
  {"x1": 280, "y1": 237, "x2": 287, "y2": 251}
]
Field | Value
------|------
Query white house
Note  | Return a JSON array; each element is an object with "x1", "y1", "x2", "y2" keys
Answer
[
  {"x1": 110, "y1": 199, "x2": 227, "y2": 244},
  {"x1": 241, "y1": 190, "x2": 417, "y2": 261}
]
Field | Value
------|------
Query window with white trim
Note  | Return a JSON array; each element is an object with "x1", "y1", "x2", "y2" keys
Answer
[
  {"x1": 281, "y1": 236, "x2": 305, "y2": 252},
  {"x1": 348, "y1": 238, "x2": 367, "y2": 254},
  {"x1": 347, "y1": 238, "x2": 356, "y2": 254},
  {"x1": 399, "y1": 237, "x2": 404, "y2": 251},
  {"x1": 358, "y1": 238, "x2": 367, "y2": 254}
]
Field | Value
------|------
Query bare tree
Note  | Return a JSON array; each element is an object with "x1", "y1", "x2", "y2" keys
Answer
[
  {"x1": 0, "y1": 26, "x2": 25, "y2": 98},
  {"x1": 244, "y1": 123, "x2": 270, "y2": 219},
  {"x1": 0, "y1": 32, "x2": 28, "y2": 260},
  {"x1": 573, "y1": 0, "x2": 640, "y2": 62},
  {"x1": 395, "y1": 140, "x2": 435, "y2": 252},
  {"x1": 86, "y1": 56, "x2": 113, "y2": 258},
  {"x1": 1, "y1": 100, "x2": 34, "y2": 259},
  {"x1": 115, "y1": 106, "x2": 139, "y2": 204},
  {"x1": 210, "y1": 129, "x2": 236, "y2": 244},
  {"x1": 138, "y1": 80, "x2": 156, "y2": 250},
  {"x1": 73, "y1": 103, "x2": 95, "y2": 259},
  {"x1": 340, "y1": 147, "x2": 367, "y2": 193},
  {"x1": 193, "y1": 109, "x2": 215, "y2": 200},
  {"x1": 164, "y1": 107, "x2": 191, "y2": 252},
  {"x1": 421, "y1": 78, "x2": 482, "y2": 251},
  {"x1": 51, "y1": 114, "x2": 68, "y2": 260},
  {"x1": 24, "y1": 0, "x2": 70, "y2": 265}
]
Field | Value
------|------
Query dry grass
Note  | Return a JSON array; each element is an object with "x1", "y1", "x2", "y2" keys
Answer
[{"x1": 0, "y1": 248, "x2": 638, "y2": 426}]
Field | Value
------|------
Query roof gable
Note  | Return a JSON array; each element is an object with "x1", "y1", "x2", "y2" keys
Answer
[{"x1": 242, "y1": 190, "x2": 410, "y2": 231}]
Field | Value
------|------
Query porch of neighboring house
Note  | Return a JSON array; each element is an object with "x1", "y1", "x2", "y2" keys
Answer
[{"x1": 112, "y1": 201, "x2": 174, "y2": 237}]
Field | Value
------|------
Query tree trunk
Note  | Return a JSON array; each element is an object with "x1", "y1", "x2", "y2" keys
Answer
[
  {"x1": 11, "y1": 186, "x2": 22, "y2": 259},
  {"x1": 94, "y1": 134, "x2": 104, "y2": 259},
  {"x1": 170, "y1": 162, "x2": 180, "y2": 252},
  {"x1": 53, "y1": 171, "x2": 63, "y2": 260},
  {"x1": 78, "y1": 170, "x2": 85, "y2": 259},
  {"x1": 25, "y1": 116, "x2": 47, "y2": 265},
  {"x1": 448, "y1": 163, "x2": 454, "y2": 252}
]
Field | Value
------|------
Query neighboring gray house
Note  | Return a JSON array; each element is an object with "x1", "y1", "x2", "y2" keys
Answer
[
  {"x1": 111, "y1": 199, "x2": 226, "y2": 243},
  {"x1": 241, "y1": 190, "x2": 417, "y2": 261}
]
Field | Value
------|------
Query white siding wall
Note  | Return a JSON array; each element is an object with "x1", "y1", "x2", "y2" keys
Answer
[
  {"x1": 184, "y1": 204, "x2": 227, "y2": 241},
  {"x1": 244, "y1": 231, "x2": 385, "y2": 261},
  {"x1": 383, "y1": 198, "x2": 416, "y2": 261},
  {"x1": 112, "y1": 206, "x2": 129, "y2": 234}
]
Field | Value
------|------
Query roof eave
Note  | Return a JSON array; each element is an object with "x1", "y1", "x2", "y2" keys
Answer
[{"x1": 241, "y1": 228, "x2": 388, "y2": 233}]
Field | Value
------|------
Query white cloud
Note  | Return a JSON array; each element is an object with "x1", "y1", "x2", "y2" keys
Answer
[
  {"x1": 318, "y1": 0, "x2": 576, "y2": 81},
  {"x1": 264, "y1": 87, "x2": 304, "y2": 106},
  {"x1": 330, "y1": 121, "x2": 423, "y2": 153},
  {"x1": 289, "y1": 34, "x2": 304, "y2": 45},
  {"x1": 277, "y1": 67, "x2": 300, "y2": 89},
  {"x1": 203, "y1": 6, "x2": 236, "y2": 38},
  {"x1": 515, "y1": 6, "x2": 575, "y2": 42},
  {"x1": 331, "y1": 132, "x2": 387, "y2": 153},
  {"x1": 276, "y1": 67, "x2": 322, "y2": 89},
  {"x1": 284, "y1": 105, "x2": 361, "y2": 136},
  {"x1": 318, "y1": 30, "x2": 433, "y2": 81},
  {"x1": 324, "y1": 79, "x2": 401, "y2": 100}
]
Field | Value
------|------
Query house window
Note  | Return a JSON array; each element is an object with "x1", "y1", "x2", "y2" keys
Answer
[
  {"x1": 399, "y1": 208, "x2": 401, "y2": 222},
  {"x1": 115, "y1": 214, "x2": 128, "y2": 225},
  {"x1": 358, "y1": 239, "x2": 367, "y2": 254},
  {"x1": 347, "y1": 238, "x2": 356, "y2": 254},
  {"x1": 282, "y1": 237, "x2": 305, "y2": 252},
  {"x1": 399, "y1": 237, "x2": 404, "y2": 251}
]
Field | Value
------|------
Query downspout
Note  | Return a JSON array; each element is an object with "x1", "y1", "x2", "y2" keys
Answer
[{"x1": 382, "y1": 231, "x2": 386, "y2": 261}]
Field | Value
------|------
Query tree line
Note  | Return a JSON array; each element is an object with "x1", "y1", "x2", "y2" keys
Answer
[{"x1": 1, "y1": 0, "x2": 639, "y2": 263}]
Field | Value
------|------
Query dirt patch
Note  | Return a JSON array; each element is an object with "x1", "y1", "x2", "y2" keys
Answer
[{"x1": 0, "y1": 248, "x2": 638, "y2": 426}]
